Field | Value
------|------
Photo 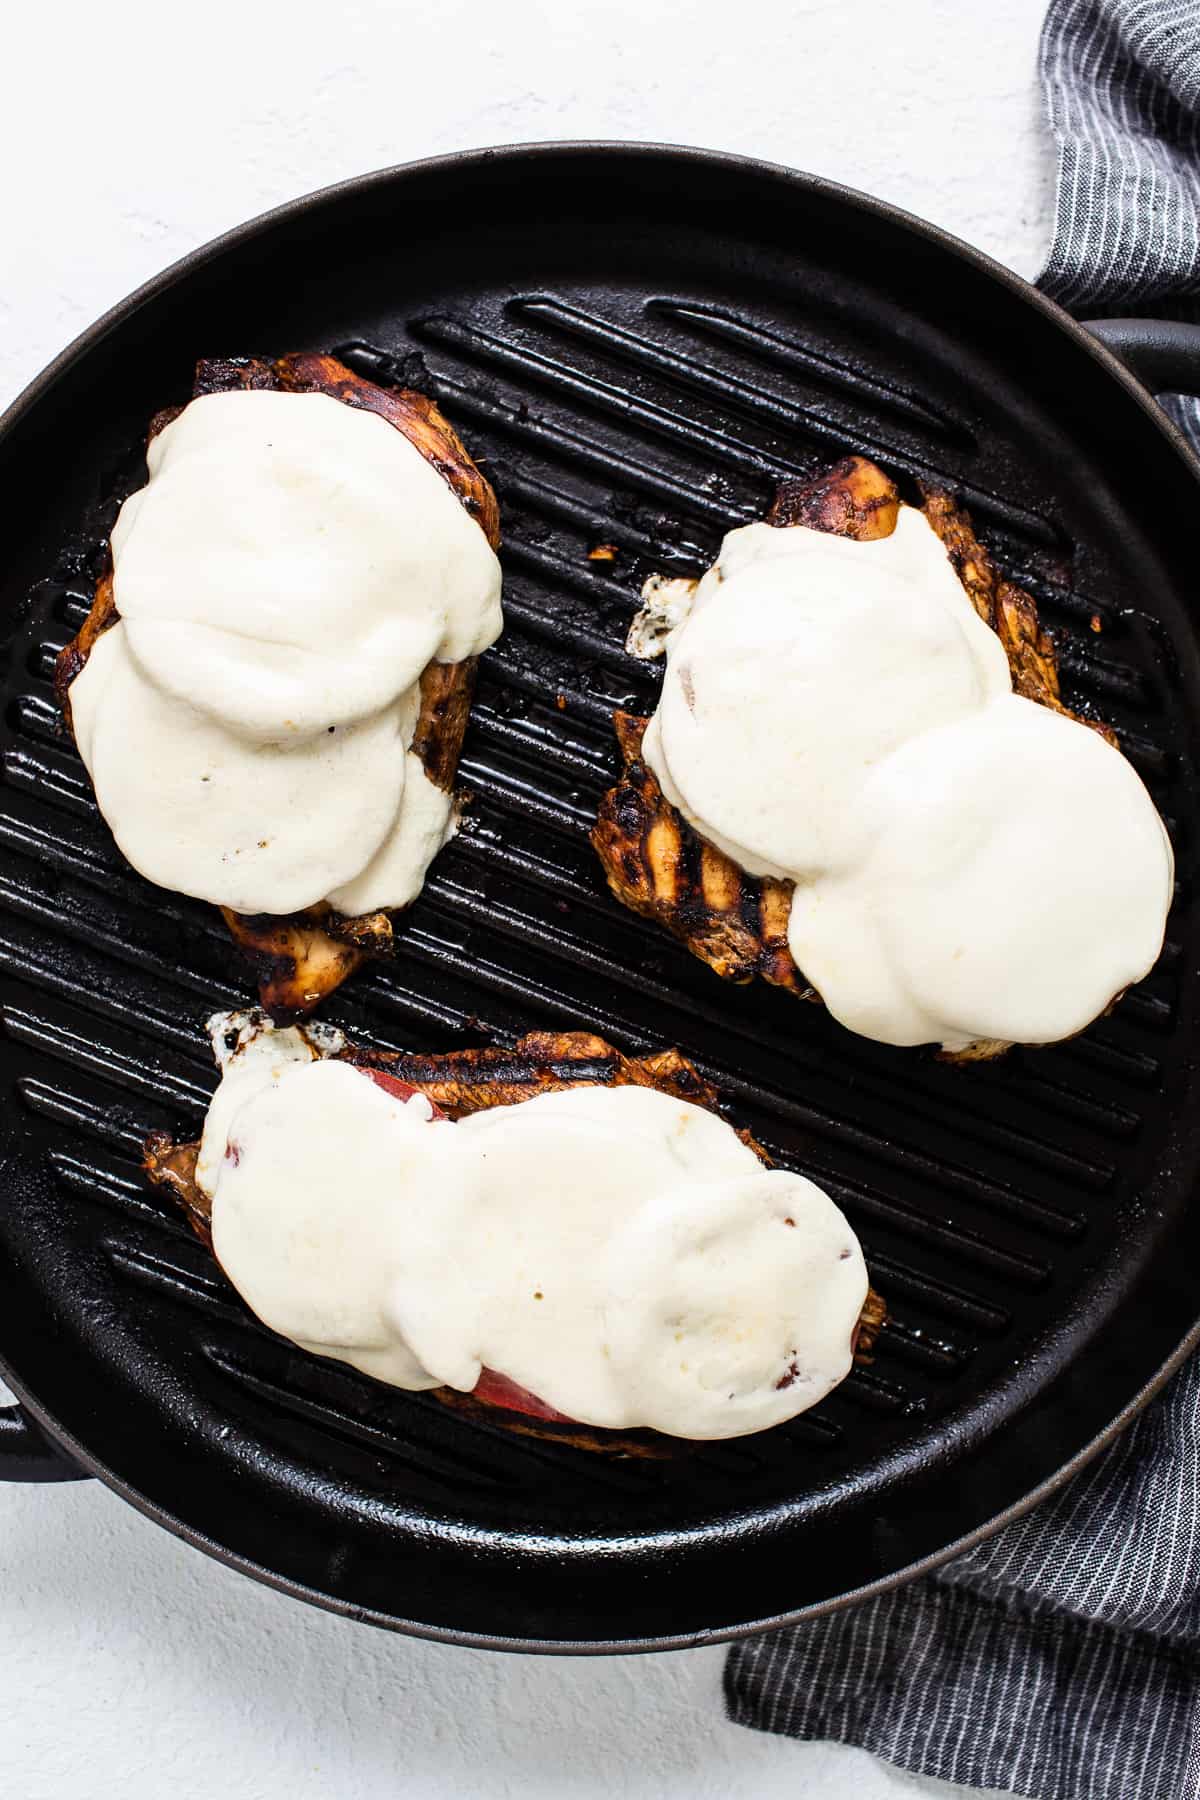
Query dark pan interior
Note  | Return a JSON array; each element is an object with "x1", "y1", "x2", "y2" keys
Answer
[{"x1": 0, "y1": 145, "x2": 1198, "y2": 1650}]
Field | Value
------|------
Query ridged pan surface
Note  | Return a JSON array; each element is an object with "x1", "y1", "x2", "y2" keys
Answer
[{"x1": 0, "y1": 146, "x2": 1198, "y2": 1651}]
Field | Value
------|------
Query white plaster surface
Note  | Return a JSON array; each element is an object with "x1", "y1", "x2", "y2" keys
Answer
[{"x1": 0, "y1": 0, "x2": 1051, "y2": 1792}]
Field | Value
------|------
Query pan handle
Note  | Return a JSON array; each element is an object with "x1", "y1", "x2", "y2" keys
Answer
[
  {"x1": 0, "y1": 1401, "x2": 87, "y2": 1481},
  {"x1": 1083, "y1": 318, "x2": 1200, "y2": 395}
]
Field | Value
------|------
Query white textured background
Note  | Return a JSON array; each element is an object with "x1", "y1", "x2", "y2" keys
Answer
[{"x1": 1, "y1": 0, "x2": 1052, "y2": 1793}]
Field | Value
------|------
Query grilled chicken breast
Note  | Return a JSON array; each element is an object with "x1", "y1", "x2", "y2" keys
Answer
[
  {"x1": 56, "y1": 353, "x2": 500, "y2": 1019},
  {"x1": 145, "y1": 1024, "x2": 886, "y2": 1454},
  {"x1": 592, "y1": 456, "x2": 1115, "y2": 1064}
]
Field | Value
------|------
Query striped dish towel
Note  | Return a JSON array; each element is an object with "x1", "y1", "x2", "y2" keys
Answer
[{"x1": 725, "y1": 6, "x2": 1200, "y2": 1798}]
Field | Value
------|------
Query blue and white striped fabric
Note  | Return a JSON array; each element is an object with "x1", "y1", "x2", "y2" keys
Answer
[
  {"x1": 725, "y1": 6, "x2": 1200, "y2": 1795},
  {"x1": 1040, "y1": 0, "x2": 1200, "y2": 314},
  {"x1": 1040, "y1": 0, "x2": 1200, "y2": 450}
]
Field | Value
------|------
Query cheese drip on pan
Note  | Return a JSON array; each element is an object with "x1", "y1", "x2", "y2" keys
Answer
[
  {"x1": 640, "y1": 509, "x2": 1173, "y2": 1051},
  {"x1": 70, "y1": 389, "x2": 503, "y2": 916},
  {"x1": 195, "y1": 1015, "x2": 868, "y2": 1442}
]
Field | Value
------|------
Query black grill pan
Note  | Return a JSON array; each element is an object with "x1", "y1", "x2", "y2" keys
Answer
[{"x1": 1, "y1": 144, "x2": 1199, "y2": 1652}]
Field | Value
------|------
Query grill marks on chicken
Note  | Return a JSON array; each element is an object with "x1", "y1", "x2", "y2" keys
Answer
[
  {"x1": 144, "y1": 1028, "x2": 885, "y2": 1454},
  {"x1": 597, "y1": 712, "x2": 812, "y2": 997},
  {"x1": 56, "y1": 353, "x2": 500, "y2": 1019},
  {"x1": 592, "y1": 456, "x2": 1112, "y2": 1062}
]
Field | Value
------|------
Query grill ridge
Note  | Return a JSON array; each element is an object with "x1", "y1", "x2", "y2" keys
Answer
[
  {"x1": 50, "y1": 1148, "x2": 189, "y2": 1234},
  {"x1": 386, "y1": 362, "x2": 756, "y2": 528},
  {"x1": 512, "y1": 294, "x2": 974, "y2": 455},
  {"x1": 413, "y1": 312, "x2": 809, "y2": 484},
  {"x1": 643, "y1": 298, "x2": 973, "y2": 444},
  {"x1": 2, "y1": 1004, "x2": 210, "y2": 1109},
  {"x1": 105, "y1": 1236, "x2": 247, "y2": 1321},
  {"x1": 415, "y1": 308, "x2": 1062, "y2": 550},
  {"x1": 19, "y1": 1078, "x2": 149, "y2": 1155},
  {"x1": 0, "y1": 925, "x2": 229, "y2": 1058},
  {"x1": 4, "y1": 746, "x2": 92, "y2": 814},
  {"x1": 199, "y1": 1343, "x2": 526, "y2": 1493}
]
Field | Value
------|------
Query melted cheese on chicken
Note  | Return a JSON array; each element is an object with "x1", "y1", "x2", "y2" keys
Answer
[
  {"x1": 70, "y1": 389, "x2": 502, "y2": 915},
  {"x1": 197, "y1": 1018, "x2": 868, "y2": 1441},
  {"x1": 641, "y1": 509, "x2": 1173, "y2": 1050}
]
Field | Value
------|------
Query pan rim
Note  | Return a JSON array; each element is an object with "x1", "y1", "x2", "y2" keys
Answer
[
  {"x1": 4, "y1": 138, "x2": 1200, "y2": 489},
  {"x1": 4, "y1": 1314, "x2": 1199, "y2": 1655},
  {"x1": 3, "y1": 137, "x2": 1199, "y2": 1652}
]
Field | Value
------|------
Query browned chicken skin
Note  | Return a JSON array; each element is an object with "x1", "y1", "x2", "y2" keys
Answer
[
  {"x1": 56, "y1": 353, "x2": 500, "y2": 1019},
  {"x1": 592, "y1": 456, "x2": 1116, "y2": 1064},
  {"x1": 145, "y1": 1026, "x2": 886, "y2": 1455}
]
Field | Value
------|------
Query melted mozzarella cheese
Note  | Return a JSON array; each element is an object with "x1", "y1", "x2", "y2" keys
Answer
[
  {"x1": 71, "y1": 625, "x2": 411, "y2": 915},
  {"x1": 200, "y1": 1018, "x2": 868, "y2": 1440},
  {"x1": 70, "y1": 388, "x2": 502, "y2": 916},
  {"x1": 642, "y1": 509, "x2": 1173, "y2": 1050},
  {"x1": 112, "y1": 390, "x2": 502, "y2": 740},
  {"x1": 645, "y1": 512, "x2": 1012, "y2": 879},
  {"x1": 789, "y1": 698, "x2": 1174, "y2": 1049},
  {"x1": 324, "y1": 751, "x2": 455, "y2": 916},
  {"x1": 195, "y1": 1007, "x2": 344, "y2": 1195}
]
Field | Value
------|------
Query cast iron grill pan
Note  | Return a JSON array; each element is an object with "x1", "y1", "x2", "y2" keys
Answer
[{"x1": 0, "y1": 146, "x2": 1197, "y2": 1649}]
